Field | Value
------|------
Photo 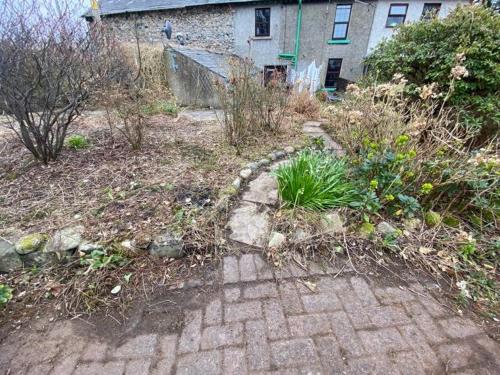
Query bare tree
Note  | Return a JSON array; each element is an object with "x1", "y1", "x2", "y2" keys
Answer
[{"x1": 0, "y1": 0, "x2": 125, "y2": 163}]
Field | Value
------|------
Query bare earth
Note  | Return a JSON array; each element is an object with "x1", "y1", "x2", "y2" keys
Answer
[{"x1": 1, "y1": 252, "x2": 498, "y2": 375}]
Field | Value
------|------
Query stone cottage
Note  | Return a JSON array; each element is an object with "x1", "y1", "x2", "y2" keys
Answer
[{"x1": 86, "y1": 0, "x2": 467, "y2": 92}]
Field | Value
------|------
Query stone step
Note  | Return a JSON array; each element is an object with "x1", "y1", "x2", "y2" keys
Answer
[
  {"x1": 242, "y1": 172, "x2": 278, "y2": 205},
  {"x1": 227, "y1": 201, "x2": 270, "y2": 248}
]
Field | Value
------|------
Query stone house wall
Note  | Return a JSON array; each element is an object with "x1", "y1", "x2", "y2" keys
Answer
[{"x1": 101, "y1": 5, "x2": 235, "y2": 51}]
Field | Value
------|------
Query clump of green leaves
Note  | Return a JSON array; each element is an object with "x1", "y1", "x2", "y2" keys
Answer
[
  {"x1": 141, "y1": 100, "x2": 178, "y2": 117},
  {"x1": 274, "y1": 149, "x2": 356, "y2": 210},
  {"x1": 0, "y1": 284, "x2": 13, "y2": 306},
  {"x1": 80, "y1": 249, "x2": 126, "y2": 272},
  {"x1": 67, "y1": 134, "x2": 89, "y2": 150}
]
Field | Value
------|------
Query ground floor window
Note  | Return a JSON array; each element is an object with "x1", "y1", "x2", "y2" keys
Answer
[
  {"x1": 325, "y1": 58, "x2": 343, "y2": 88},
  {"x1": 263, "y1": 65, "x2": 287, "y2": 84}
]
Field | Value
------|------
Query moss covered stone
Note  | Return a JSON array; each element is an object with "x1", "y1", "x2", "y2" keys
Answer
[
  {"x1": 15, "y1": 233, "x2": 48, "y2": 255},
  {"x1": 424, "y1": 211, "x2": 441, "y2": 227}
]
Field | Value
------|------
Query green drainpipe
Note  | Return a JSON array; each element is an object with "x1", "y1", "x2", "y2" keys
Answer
[{"x1": 293, "y1": 0, "x2": 303, "y2": 68}]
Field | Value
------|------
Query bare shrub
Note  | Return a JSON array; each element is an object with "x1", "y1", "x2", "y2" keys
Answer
[
  {"x1": 216, "y1": 58, "x2": 289, "y2": 151},
  {"x1": 0, "y1": 1, "x2": 123, "y2": 164},
  {"x1": 289, "y1": 90, "x2": 321, "y2": 119}
]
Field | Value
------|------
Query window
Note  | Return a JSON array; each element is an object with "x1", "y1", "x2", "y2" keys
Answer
[
  {"x1": 255, "y1": 8, "x2": 271, "y2": 37},
  {"x1": 332, "y1": 4, "x2": 352, "y2": 40},
  {"x1": 386, "y1": 4, "x2": 408, "y2": 28},
  {"x1": 325, "y1": 58, "x2": 342, "y2": 88},
  {"x1": 421, "y1": 3, "x2": 441, "y2": 20}
]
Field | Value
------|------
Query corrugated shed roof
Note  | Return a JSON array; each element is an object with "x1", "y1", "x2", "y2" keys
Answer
[{"x1": 91, "y1": 0, "x2": 264, "y2": 16}]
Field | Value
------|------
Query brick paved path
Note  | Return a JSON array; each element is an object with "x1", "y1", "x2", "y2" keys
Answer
[{"x1": 1, "y1": 253, "x2": 499, "y2": 375}]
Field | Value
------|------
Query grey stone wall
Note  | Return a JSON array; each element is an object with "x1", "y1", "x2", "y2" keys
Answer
[{"x1": 102, "y1": 5, "x2": 234, "y2": 51}]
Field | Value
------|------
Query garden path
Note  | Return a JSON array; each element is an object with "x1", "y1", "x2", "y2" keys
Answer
[{"x1": 1, "y1": 120, "x2": 499, "y2": 375}]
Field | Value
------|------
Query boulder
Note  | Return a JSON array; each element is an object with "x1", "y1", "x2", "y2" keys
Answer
[
  {"x1": 44, "y1": 225, "x2": 84, "y2": 254},
  {"x1": 376, "y1": 221, "x2": 398, "y2": 236},
  {"x1": 15, "y1": 233, "x2": 48, "y2": 255},
  {"x1": 148, "y1": 232, "x2": 184, "y2": 258},
  {"x1": 0, "y1": 239, "x2": 22, "y2": 273},
  {"x1": 320, "y1": 212, "x2": 345, "y2": 234},
  {"x1": 268, "y1": 232, "x2": 286, "y2": 249}
]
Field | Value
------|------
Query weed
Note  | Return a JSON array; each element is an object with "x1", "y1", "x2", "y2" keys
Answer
[
  {"x1": 142, "y1": 100, "x2": 178, "y2": 117},
  {"x1": 0, "y1": 284, "x2": 13, "y2": 306},
  {"x1": 67, "y1": 135, "x2": 89, "y2": 150},
  {"x1": 274, "y1": 149, "x2": 356, "y2": 210},
  {"x1": 80, "y1": 249, "x2": 126, "y2": 272}
]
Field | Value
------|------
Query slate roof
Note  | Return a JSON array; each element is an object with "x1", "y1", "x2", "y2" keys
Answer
[
  {"x1": 173, "y1": 47, "x2": 231, "y2": 78},
  {"x1": 90, "y1": 0, "x2": 264, "y2": 16}
]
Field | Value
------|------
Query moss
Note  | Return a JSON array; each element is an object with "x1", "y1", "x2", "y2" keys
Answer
[
  {"x1": 15, "y1": 233, "x2": 48, "y2": 255},
  {"x1": 443, "y1": 215, "x2": 460, "y2": 228},
  {"x1": 424, "y1": 211, "x2": 441, "y2": 227},
  {"x1": 358, "y1": 222, "x2": 375, "y2": 238}
]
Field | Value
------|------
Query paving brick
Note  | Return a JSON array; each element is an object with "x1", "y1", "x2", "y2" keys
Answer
[
  {"x1": 373, "y1": 286, "x2": 416, "y2": 304},
  {"x1": 151, "y1": 358, "x2": 175, "y2": 375},
  {"x1": 307, "y1": 262, "x2": 326, "y2": 276},
  {"x1": 178, "y1": 309, "x2": 203, "y2": 354},
  {"x1": 246, "y1": 320, "x2": 270, "y2": 371},
  {"x1": 437, "y1": 343, "x2": 479, "y2": 370},
  {"x1": 254, "y1": 254, "x2": 274, "y2": 280},
  {"x1": 439, "y1": 317, "x2": 483, "y2": 339},
  {"x1": 288, "y1": 263, "x2": 308, "y2": 277},
  {"x1": 476, "y1": 336, "x2": 500, "y2": 368},
  {"x1": 358, "y1": 328, "x2": 409, "y2": 354},
  {"x1": 113, "y1": 334, "x2": 158, "y2": 359},
  {"x1": 158, "y1": 334, "x2": 177, "y2": 359},
  {"x1": 223, "y1": 256, "x2": 239, "y2": 284},
  {"x1": 368, "y1": 305, "x2": 412, "y2": 327},
  {"x1": 350, "y1": 277, "x2": 379, "y2": 307},
  {"x1": 314, "y1": 335, "x2": 346, "y2": 373},
  {"x1": 418, "y1": 296, "x2": 448, "y2": 318},
  {"x1": 225, "y1": 301, "x2": 262, "y2": 322},
  {"x1": 29, "y1": 363, "x2": 52, "y2": 375},
  {"x1": 288, "y1": 313, "x2": 331, "y2": 337},
  {"x1": 81, "y1": 341, "x2": 108, "y2": 362},
  {"x1": 347, "y1": 355, "x2": 399, "y2": 375},
  {"x1": 224, "y1": 286, "x2": 241, "y2": 302},
  {"x1": 270, "y1": 338, "x2": 319, "y2": 367},
  {"x1": 243, "y1": 282, "x2": 278, "y2": 299},
  {"x1": 329, "y1": 310, "x2": 365, "y2": 357},
  {"x1": 201, "y1": 323, "x2": 244, "y2": 349},
  {"x1": 223, "y1": 347, "x2": 247, "y2": 375},
  {"x1": 390, "y1": 351, "x2": 426, "y2": 375},
  {"x1": 337, "y1": 291, "x2": 373, "y2": 329},
  {"x1": 302, "y1": 292, "x2": 342, "y2": 313},
  {"x1": 278, "y1": 280, "x2": 303, "y2": 315},
  {"x1": 176, "y1": 351, "x2": 221, "y2": 375},
  {"x1": 239, "y1": 254, "x2": 257, "y2": 282},
  {"x1": 125, "y1": 358, "x2": 151, "y2": 374},
  {"x1": 317, "y1": 277, "x2": 350, "y2": 294},
  {"x1": 263, "y1": 299, "x2": 289, "y2": 339},
  {"x1": 397, "y1": 324, "x2": 443, "y2": 373},
  {"x1": 404, "y1": 301, "x2": 448, "y2": 344},
  {"x1": 205, "y1": 298, "x2": 222, "y2": 326},
  {"x1": 73, "y1": 361, "x2": 126, "y2": 375}
]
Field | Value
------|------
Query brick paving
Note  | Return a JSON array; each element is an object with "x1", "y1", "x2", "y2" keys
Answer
[{"x1": 1, "y1": 253, "x2": 499, "y2": 375}]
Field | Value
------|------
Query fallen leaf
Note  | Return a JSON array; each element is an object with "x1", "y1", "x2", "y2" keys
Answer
[{"x1": 111, "y1": 285, "x2": 122, "y2": 294}]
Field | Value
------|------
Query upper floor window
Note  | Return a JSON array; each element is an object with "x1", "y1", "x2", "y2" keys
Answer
[
  {"x1": 421, "y1": 3, "x2": 441, "y2": 20},
  {"x1": 255, "y1": 8, "x2": 271, "y2": 37},
  {"x1": 386, "y1": 4, "x2": 408, "y2": 28},
  {"x1": 332, "y1": 4, "x2": 352, "y2": 40}
]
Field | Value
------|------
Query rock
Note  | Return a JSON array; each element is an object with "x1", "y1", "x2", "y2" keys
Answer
[
  {"x1": 257, "y1": 159, "x2": 271, "y2": 167},
  {"x1": 0, "y1": 239, "x2": 22, "y2": 273},
  {"x1": 239, "y1": 168, "x2": 252, "y2": 179},
  {"x1": 246, "y1": 162, "x2": 259, "y2": 171},
  {"x1": 376, "y1": 221, "x2": 398, "y2": 236},
  {"x1": 424, "y1": 211, "x2": 441, "y2": 227},
  {"x1": 148, "y1": 232, "x2": 184, "y2": 258},
  {"x1": 358, "y1": 222, "x2": 375, "y2": 238},
  {"x1": 268, "y1": 232, "x2": 286, "y2": 249},
  {"x1": 78, "y1": 242, "x2": 103, "y2": 254},
  {"x1": 21, "y1": 251, "x2": 55, "y2": 267},
  {"x1": 232, "y1": 177, "x2": 242, "y2": 190},
  {"x1": 268, "y1": 152, "x2": 278, "y2": 161},
  {"x1": 44, "y1": 225, "x2": 84, "y2": 254},
  {"x1": 242, "y1": 172, "x2": 278, "y2": 205},
  {"x1": 15, "y1": 233, "x2": 48, "y2": 255},
  {"x1": 274, "y1": 151, "x2": 286, "y2": 159},
  {"x1": 403, "y1": 218, "x2": 422, "y2": 232},
  {"x1": 320, "y1": 212, "x2": 345, "y2": 234},
  {"x1": 227, "y1": 201, "x2": 270, "y2": 248},
  {"x1": 284, "y1": 146, "x2": 295, "y2": 154}
]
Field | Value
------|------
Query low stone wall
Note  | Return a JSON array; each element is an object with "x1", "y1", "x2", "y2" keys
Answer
[{"x1": 101, "y1": 5, "x2": 234, "y2": 51}]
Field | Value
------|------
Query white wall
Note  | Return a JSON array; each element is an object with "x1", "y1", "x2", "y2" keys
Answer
[
  {"x1": 233, "y1": 4, "x2": 284, "y2": 68},
  {"x1": 366, "y1": 0, "x2": 468, "y2": 53}
]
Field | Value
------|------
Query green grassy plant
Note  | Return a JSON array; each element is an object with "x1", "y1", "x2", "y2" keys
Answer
[
  {"x1": 66, "y1": 134, "x2": 89, "y2": 150},
  {"x1": 274, "y1": 149, "x2": 356, "y2": 210}
]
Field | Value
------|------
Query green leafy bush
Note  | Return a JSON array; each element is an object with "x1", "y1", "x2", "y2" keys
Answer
[
  {"x1": 80, "y1": 249, "x2": 125, "y2": 272},
  {"x1": 365, "y1": 5, "x2": 500, "y2": 137},
  {"x1": 0, "y1": 284, "x2": 13, "y2": 306},
  {"x1": 274, "y1": 149, "x2": 356, "y2": 210},
  {"x1": 67, "y1": 135, "x2": 89, "y2": 150}
]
